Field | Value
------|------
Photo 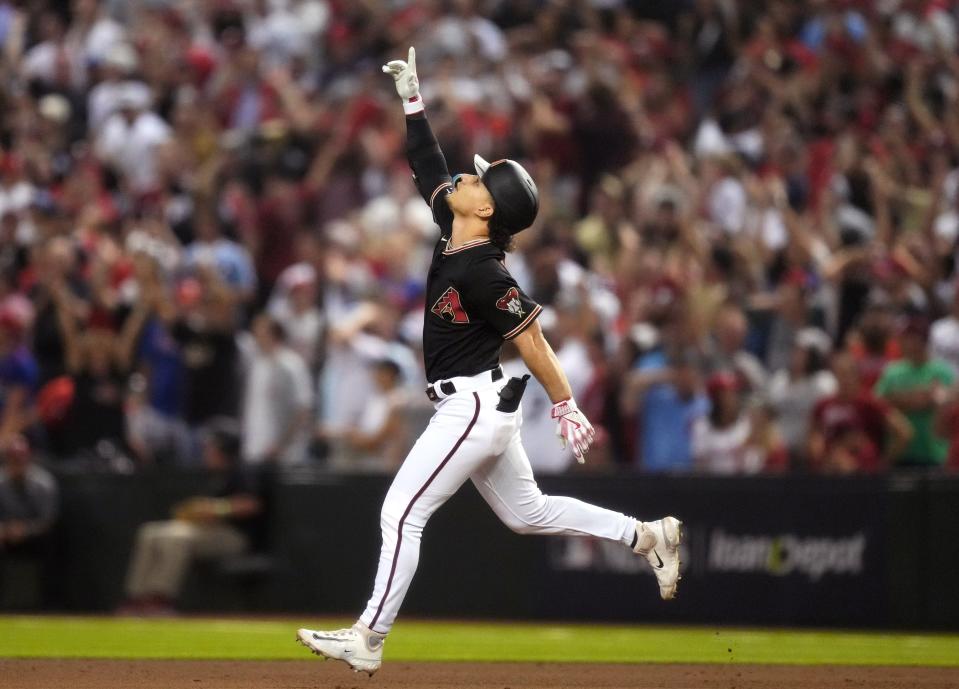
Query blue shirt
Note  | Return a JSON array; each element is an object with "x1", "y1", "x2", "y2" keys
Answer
[
  {"x1": 635, "y1": 350, "x2": 709, "y2": 473},
  {"x1": 0, "y1": 345, "x2": 39, "y2": 411},
  {"x1": 186, "y1": 239, "x2": 256, "y2": 294},
  {"x1": 138, "y1": 318, "x2": 183, "y2": 417},
  {"x1": 800, "y1": 12, "x2": 867, "y2": 52}
]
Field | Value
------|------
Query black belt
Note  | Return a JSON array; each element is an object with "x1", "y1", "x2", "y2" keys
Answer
[{"x1": 426, "y1": 367, "x2": 504, "y2": 402}]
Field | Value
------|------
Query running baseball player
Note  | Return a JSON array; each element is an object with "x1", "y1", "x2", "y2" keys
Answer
[{"x1": 297, "y1": 47, "x2": 682, "y2": 676}]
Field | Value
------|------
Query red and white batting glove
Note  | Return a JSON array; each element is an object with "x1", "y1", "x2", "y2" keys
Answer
[
  {"x1": 382, "y1": 46, "x2": 423, "y2": 115},
  {"x1": 551, "y1": 398, "x2": 595, "y2": 464}
]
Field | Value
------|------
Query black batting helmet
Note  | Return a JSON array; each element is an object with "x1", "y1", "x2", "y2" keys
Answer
[{"x1": 474, "y1": 155, "x2": 539, "y2": 235}]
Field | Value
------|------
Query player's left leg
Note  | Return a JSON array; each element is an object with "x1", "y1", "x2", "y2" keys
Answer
[
  {"x1": 471, "y1": 431, "x2": 682, "y2": 600},
  {"x1": 470, "y1": 429, "x2": 636, "y2": 543},
  {"x1": 297, "y1": 385, "x2": 509, "y2": 675}
]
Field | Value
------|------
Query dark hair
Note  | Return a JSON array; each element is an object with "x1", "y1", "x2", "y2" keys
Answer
[
  {"x1": 488, "y1": 214, "x2": 516, "y2": 253},
  {"x1": 205, "y1": 417, "x2": 241, "y2": 463},
  {"x1": 708, "y1": 384, "x2": 739, "y2": 427},
  {"x1": 269, "y1": 318, "x2": 287, "y2": 343},
  {"x1": 257, "y1": 313, "x2": 286, "y2": 343},
  {"x1": 803, "y1": 346, "x2": 827, "y2": 376}
]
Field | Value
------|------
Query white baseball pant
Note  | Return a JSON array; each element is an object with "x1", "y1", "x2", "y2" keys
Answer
[{"x1": 358, "y1": 376, "x2": 637, "y2": 634}]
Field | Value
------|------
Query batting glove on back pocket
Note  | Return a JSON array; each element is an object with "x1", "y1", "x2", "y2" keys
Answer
[{"x1": 551, "y1": 397, "x2": 595, "y2": 464}]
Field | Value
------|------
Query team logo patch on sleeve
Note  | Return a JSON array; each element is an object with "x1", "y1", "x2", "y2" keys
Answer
[
  {"x1": 496, "y1": 287, "x2": 525, "y2": 318},
  {"x1": 431, "y1": 286, "x2": 470, "y2": 323}
]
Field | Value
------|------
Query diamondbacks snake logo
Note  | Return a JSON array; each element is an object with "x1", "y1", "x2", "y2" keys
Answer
[
  {"x1": 496, "y1": 287, "x2": 525, "y2": 318},
  {"x1": 431, "y1": 286, "x2": 470, "y2": 323}
]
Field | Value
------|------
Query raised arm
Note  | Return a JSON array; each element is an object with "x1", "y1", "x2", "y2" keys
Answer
[{"x1": 383, "y1": 47, "x2": 454, "y2": 225}]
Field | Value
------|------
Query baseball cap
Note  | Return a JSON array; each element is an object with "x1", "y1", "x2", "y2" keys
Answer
[
  {"x1": 474, "y1": 155, "x2": 539, "y2": 235},
  {"x1": 795, "y1": 327, "x2": 833, "y2": 356},
  {"x1": 117, "y1": 81, "x2": 151, "y2": 111},
  {"x1": 103, "y1": 43, "x2": 139, "y2": 73},
  {"x1": 706, "y1": 371, "x2": 740, "y2": 396}
]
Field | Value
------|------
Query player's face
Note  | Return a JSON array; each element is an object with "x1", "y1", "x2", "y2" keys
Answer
[{"x1": 448, "y1": 174, "x2": 494, "y2": 220}]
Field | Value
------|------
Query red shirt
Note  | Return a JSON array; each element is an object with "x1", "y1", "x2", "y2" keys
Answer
[
  {"x1": 849, "y1": 340, "x2": 901, "y2": 391},
  {"x1": 811, "y1": 393, "x2": 890, "y2": 473},
  {"x1": 941, "y1": 404, "x2": 959, "y2": 471}
]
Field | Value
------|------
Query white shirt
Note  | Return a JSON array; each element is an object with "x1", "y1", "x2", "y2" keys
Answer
[
  {"x1": 708, "y1": 176, "x2": 747, "y2": 235},
  {"x1": 692, "y1": 416, "x2": 764, "y2": 475},
  {"x1": 767, "y1": 370, "x2": 837, "y2": 453},
  {"x1": 0, "y1": 181, "x2": 34, "y2": 218},
  {"x1": 88, "y1": 80, "x2": 151, "y2": 133},
  {"x1": 21, "y1": 41, "x2": 82, "y2": 89},
  {"x1": 270, "y1": 300, "x2": 324, "y2": 369},
  {"x1": 241, "y1": 341, "x2": 313, "y2": 465},
  {"x1": 95, "y1": 111, "x2": 171, "y2": 193},
  {"x1": 346, "y1": 388, "x2": 408, "y2": 470},
  {"x1": 930, "y1": 316, "x2": 959, "y2": 377}
]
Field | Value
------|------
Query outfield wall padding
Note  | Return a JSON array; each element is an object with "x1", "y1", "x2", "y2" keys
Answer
[{"x1": 22, "y1": 470, "x2": 959, "y2": 629}]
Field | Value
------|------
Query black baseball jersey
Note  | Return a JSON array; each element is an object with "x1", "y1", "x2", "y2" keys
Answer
[{"x1": 405, "y1": 114, "x2": 541, "y2": 383}]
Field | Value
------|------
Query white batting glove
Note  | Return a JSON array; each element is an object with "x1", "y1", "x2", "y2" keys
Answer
[
  {"x1": 551, "y1": 398, "x2": 595, "y2": 464},
  {"x1": 382, "y1": 46, "x2": 423, "y2": 115}
]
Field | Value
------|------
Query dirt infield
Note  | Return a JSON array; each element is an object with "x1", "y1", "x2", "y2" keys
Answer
[
  {"x1": 3, "y1": 660, "x2": 958, "y2": 689},
  {"x1": 7, "y1": 660, "x2": 959, "y2": 689}
]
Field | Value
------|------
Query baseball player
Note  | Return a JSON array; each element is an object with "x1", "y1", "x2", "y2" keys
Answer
[{"x1": 297, "y1": 48, "x2": 682, "y2": 676}]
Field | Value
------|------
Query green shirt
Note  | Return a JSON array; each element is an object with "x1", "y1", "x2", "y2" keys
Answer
[{"x1": 875, "y1": 359, "x2": 955, "y2": 465}]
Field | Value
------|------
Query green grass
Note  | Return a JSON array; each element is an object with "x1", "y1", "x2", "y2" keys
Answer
[{"x1": 1, "y1": 616, "x2": 957, "y2": 666}]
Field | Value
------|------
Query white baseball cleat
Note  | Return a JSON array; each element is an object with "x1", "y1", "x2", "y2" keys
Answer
[
  {"x1": 296, "y1": 623, "x2": 385, "y2": 676},
  {"x1": 633, "y1": 516, "x2": 683, "y2": 600}
]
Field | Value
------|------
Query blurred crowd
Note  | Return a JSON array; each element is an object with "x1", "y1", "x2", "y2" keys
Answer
[{"x1": 0, "y1": 0, "x2": 958, "y2": 476}]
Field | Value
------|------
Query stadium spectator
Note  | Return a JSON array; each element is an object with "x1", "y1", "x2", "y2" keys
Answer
[
  {"x1": 0, "y1": 434, "x2": 57, "y2": 555},
  {"x1": 184, "y1": 203, "x2": 257, "y2": 304},
  {"x1": 622, "y1": 347, "x2": 709, "y2": 473},
  {"x1": 766, "y1": 328, "x2": 837, "y2": 461},
  {"x1": 0, "y1": 1, "x2": 956, "y2": 477},
  {"x1": 810, "y1": 352, "x2": 914, "y2": 474},
  {"x1": 875, "y1": 318, "x2": 955, "y2": 468},
  {"x1": 934, "y1": 389, "x2": 959, "y2": 473},
  {"x1": 0, "y1": 296, "x2": 37, "y2": 443},
  {"x1": 239, "y1": 313, "x2": 312, "y2": 465},
  {"x1": 94, "y1": 83, "x2": 173, "y2": 195},
  {"x1": 693, "y1": 371, "x2": 786, "y2": 475},
  {"x1": 704, "y1": 303, "x2": 767, "y2": 394},
  {"x1": 123, "y1": 258, "x2": 190, "y2": 466},
  {"x1": 324, "y1": 358, "x2": 408, "y2": 473},
  {"x1": 46, "y1": 272, "x2": 142, "y2": 462},
  {"x1": 119, "y1": 419, "x2": 266, "y2": 615},
  {"x1": 848, "y1": 302, "x2": 901, "y2": 393},
  {"x1": 930, "y1": 285, "x2": 959, "y2": 377},
  {"x1": 171, "y1": 267, "x2": 240, "y2": 455},
  {"x1": 267, "y1": 261, "x2": 324, "y2": 372}
]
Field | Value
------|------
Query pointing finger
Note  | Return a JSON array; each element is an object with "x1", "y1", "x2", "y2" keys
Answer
[{"x1": 408, "y1": 46, "x2": 416, "y2": 74}]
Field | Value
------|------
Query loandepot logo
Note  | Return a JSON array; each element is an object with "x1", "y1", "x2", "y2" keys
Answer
[{"x1": 708, "y1": 529, "x2": 866, "y2": 581}]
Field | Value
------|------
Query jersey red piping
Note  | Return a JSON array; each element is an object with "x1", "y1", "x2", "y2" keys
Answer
[
  {"x1": 429, "y1": 182, "x2": 452, "y2": 207},
  {"x1": 503, "y1": 303, "x2": 543, "y2": 340},
  {"x1": 442, "y1": 238, "x2": 491, "y2": 255}
]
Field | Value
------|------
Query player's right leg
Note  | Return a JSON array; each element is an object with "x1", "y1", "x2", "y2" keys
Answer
[
  {"x1": 298, "y1": 387, "x2": 500, "y2": 674},
  {"x1": 471, "y1": 432, "x2": 682, "y2": 600}
]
